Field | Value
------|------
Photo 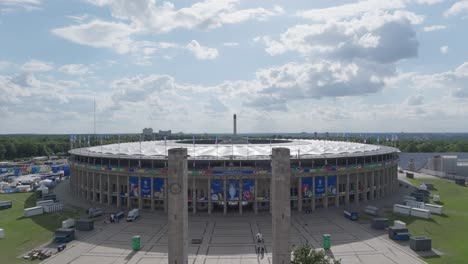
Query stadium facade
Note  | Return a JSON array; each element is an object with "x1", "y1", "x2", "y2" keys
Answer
[{"x1": 68, "y1": 138, "x2": 399, "y2": 214}]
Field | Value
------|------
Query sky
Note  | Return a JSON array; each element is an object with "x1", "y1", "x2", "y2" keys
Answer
[{"x1": 1, "y1": 0, "x2": 468, "y2": 134}]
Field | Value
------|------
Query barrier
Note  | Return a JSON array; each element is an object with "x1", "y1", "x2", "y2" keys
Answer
[
  {"x1": 0, "y1": 200, "x2": 12, "y2": 210},
  {"x1": 424, "y1": 204, "x2": 443, "y2": 215},
  {"x1": 410, "y1": 208, "x2": 431, "y2": 219},
  {"x1": 393, "y1": 204, "x2": 411, "y2": 216},
  {"x1": 36, "y1": 199, "x2": 55, "y2": 207},
  {"x1": 406, "y1": 200, "x2": 425, "y2": 209},
  {"x1": 43, "y1": 203, "x2": 63, "y2": 213},
  {"x1": 403, "y1": 196, "x2": 416, "y2": 201},
  {"x1": 24, "y1": 206, "x2": 44, "y2": 217},
  {"x1": 364, "y1": 206, "x2": 379, "y2": 216}
]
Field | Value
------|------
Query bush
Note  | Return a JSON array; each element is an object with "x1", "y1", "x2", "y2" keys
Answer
[{"x1": 291, "y1": 244, "x2": 341, "y2": 264}]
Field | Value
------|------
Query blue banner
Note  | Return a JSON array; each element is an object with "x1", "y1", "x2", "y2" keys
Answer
[
  {"x1": 227, "y1": 179, "x2": 239, "y2": 201},
  {"x1": 242, "y1": 179, "x2": 255, "y2": 201},
  {"x1": 141, "y1": 177, "x2": 151, "y2": 198},
  {"x1": 210, "y1": 179, "x2": 223, "y2": 201},
  {"x1": 327, "y1": 176, "x2": 337, "y2": 195},
  {"x1": 129, "y1": 176, "x2": 139, "y2": 197},
  {"x1": 302, "y1": 177, "x2": 313, "y2": 198},
  {"x1": 153, "y1": 178, "x2": 164, "y2": 199},
  {"x1": 315, "y1": 176, "x2": 325, "y2": 197}
]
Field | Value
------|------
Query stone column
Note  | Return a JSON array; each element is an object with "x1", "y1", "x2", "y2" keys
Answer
[
  {"x1": 99, "y1": 174, "x2": 104, "y2": 204},
  {"x1": 335, "y1": 175, "x2": 340, "y2": 207},
  {"x1": 127, "y1": 175, "x2": 131, "y2": 209},
  {"x1": 151, "y1": 177, "x2": 155, "y2": 211},
  {"x1": 355, "y1": 173, "x2": 360, "y2": 205},
  {"x1": 164, "y1": 178, "x2": 168, "y2": 213},
  {"x1": 345, "y1": 173, "x2": 350, "y2": 206},
  {"x1": 371, "y1": 171, "x2": 375, "y2": 201},
  {"x1": 312, "y1": 175, "x2": 316, "y2": 211},
  {"x1": 167, "y1": 148, "x2": 188, "y2": 264},
  {"x1": 363, "y1": 173, "x2": 368, "y2": 203},
  {"x1": 87, "y1": 172, "x2": 91, "y2": 200},
  {"x1": 138, "y1": 176, "x2": 142, "y2": 210},
  {"x1": 192, "y1": 177, "x2": 196, "y2": 214},
  {"x1": 239, "y1": 178, "x2": 243, "y2": 215},
  {"x1": 324, "y1": 176, "x2": 328, "y2": 209},
  {"x1": 271, "y1": 148, "x2": 291, "y2": 264},
  {"x1": 377, "y1": 170, "x2": 382, "y2": 199},
  {"x1": 223, "y1": 177, "x2": 227, "y2": 215},
  {"x1": 254, "y1": 178, "x2": 258, "y2": 214},
  {"x1": 107, "y1": 174, "x2": 111, "y2": 206},
  {"x1": 117, "y1": 176, "x2": 121, "y2": 207},
  {"x1": 93, "y1": 172, "x2": 97, "y2": 202},
  {"x1": 297, "y1": 177, "x2": 302, "y2": 212},
  {"x1": 208, "y1": 179, "x2": 211, "y2": 214}
]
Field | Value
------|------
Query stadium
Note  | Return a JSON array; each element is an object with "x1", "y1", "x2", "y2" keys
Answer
[{"x1": 68, "y1": 136, "x2": 400, "y2": 215}]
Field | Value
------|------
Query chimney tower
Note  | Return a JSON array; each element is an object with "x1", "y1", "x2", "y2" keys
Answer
[{"x1": 233, "y1": 114, "x2": 237, "y2": 136}]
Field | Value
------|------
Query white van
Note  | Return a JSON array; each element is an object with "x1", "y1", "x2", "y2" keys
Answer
[{"x1": 126, "y1": 209, "x2": 140, "y2": 222}]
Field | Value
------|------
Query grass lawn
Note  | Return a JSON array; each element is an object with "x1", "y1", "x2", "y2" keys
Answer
[
  {"x1": 0, "y1": 192, "x2": 85, "y2": 264},
  {"x1": 387, "y1": 178, "x2": 468, "y2": 264}
]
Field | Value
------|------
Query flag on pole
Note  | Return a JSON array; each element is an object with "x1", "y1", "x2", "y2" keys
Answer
[
  {"x1": 215, "y1": 136, "x2": 218, "y2": 144},
  {"x1": 164, "y1": 136, "x2": 167, "y2": 144},
  {"x1": 192, "y1": 135, "x2": 195, "y2": 145},
  {"x1": 87, "y1": 135, "x2": 90, "y2": 146}
]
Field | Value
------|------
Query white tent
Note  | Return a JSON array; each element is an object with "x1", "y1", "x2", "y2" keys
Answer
[
  {"x1": 37, "y1": 184, "x2": 49, "y2": 195},
  {"x1": 39, "y1": 179, "x2": 53, "y2": 187},
  {"x1": 0, "y1": 182, "x2": 10, "y2": 190}
]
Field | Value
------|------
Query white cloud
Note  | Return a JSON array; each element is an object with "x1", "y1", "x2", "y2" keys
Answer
[
  {"x1": 21, "y1": 60, "x2": 53, "y2": 72},
  {"x1": 407, "y1": 94, "x2": 424, "y2": 105},
  {"x1": 0, "y1": 60, "x2": 10, "y2": 70},
  {"x1": 51, "y1": 20, "x2": 137, "y2": 54},
  {"x1": 261, "y1": 10, "x2": 421, "y2": 63},
  {"x1": 85, "y1": 0, "x2": 283, "y2": 33},
  {"x1": 186, "y1": 40, "x2": 219, "y2": 60},
  {"x1": 444, "y1": 0, "x2": 468, "y2": 17},
  {"x1": 58, "y1": 64, "x2": 90, "y2": 75},
  {"x1": 423, "y1": 25, "x2": 447, "y2": 32},
  {"x1": 440, "y1": 45, "x2": 449, "y2": 54},
  {"x1": 223, "y1": 42, "x2": 239, "y2": 47},
  {"x1": 0, "y1": 0, "x2": 41, "y2": 13}
]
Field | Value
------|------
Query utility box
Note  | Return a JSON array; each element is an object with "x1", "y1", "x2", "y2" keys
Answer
[
  {"x1": 54, "y1": 228, "x2": 75, "y2": 243},
  {"x1": 132, "y1": 235, "x2": 141, "y2": 251},
  {"x1": 410, "y1": 236, "x2": 432, "y2": 251},
  {"x1": 76, "y1": 219, "x2": 94, "y2": 231},
  {"x1": 322, "y1": 234, "x2": 331, "y2": 250},
  {"x1": 87, "y1": 208, "x2": 103, "y2": 218},
  {"x1": 371, "y1": 218, "x2": 389, "y2": 230},
  {"x1": 388, "y1": 226, "x2": 410, "y2": 241}
]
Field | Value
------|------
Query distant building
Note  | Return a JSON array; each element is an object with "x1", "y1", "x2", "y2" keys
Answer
[
  {"x1": 422, "y1": 155, "x2": 468, "y2": 177},
  {"x1": 142, "y1": 128, "x2": 153, "y2": 135},
  {"x1": 158, "y1": 130, "x2": 171, "y2": 136}
]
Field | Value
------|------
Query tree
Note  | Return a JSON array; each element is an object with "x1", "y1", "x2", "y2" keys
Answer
[{"x1": 291, "y1": 244, "x2": 341, "y2": 264}]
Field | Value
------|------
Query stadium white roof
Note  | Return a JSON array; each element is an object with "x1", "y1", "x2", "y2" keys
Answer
[{"x1": 71, "y1": 140, "x2": 398, "y2": 160}]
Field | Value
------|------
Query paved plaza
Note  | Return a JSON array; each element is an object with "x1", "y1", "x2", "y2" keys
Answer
[{"x1": 40, "y1": 208, "x2": 425, "y2": 264}]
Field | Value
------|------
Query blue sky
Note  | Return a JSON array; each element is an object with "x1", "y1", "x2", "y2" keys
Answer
[{"x1": 1, "y1": 0, "x2": 468, "y2": 134}]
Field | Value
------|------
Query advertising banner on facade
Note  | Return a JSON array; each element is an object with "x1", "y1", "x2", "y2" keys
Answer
[
  {"x1": 242, "y1": 179, "x2": 255, "y2": 201},
  {"x1": 302, "y1": 177, "x2": 313, "y2": 198},
  {"x1": 210, "y1": 179, "x2": 223, "y2": 201},
  {"x1": 327, "y1": 176, "x2": 337, "y2": 195},
  {"x1": 141, "y1": 177, "x2": 151, "y2": 198},
  {"x1": 153, "y1": 178, "x2": 164, "y2": 199},
  {"x1": 226, "y1": 179, "x2": 239, "y2": 201},
  {"x1": 129, "y1": 176, "x2": 139, "y2": 197},
  {"x1": 315, "y1": 176, "x2": 325, "y2": 197}
]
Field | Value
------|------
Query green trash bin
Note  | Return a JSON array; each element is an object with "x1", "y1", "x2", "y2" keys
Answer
[
  {"x1": 323, "y1": 234, "x2": 331, "y2": 250},
  {"x1": 132, "y1": 235, "x2": 141, "y2": 251}
]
